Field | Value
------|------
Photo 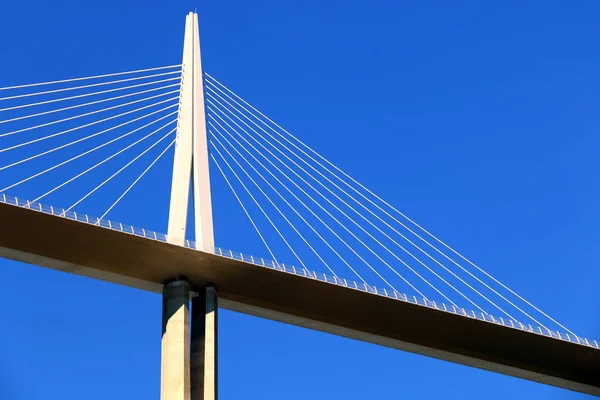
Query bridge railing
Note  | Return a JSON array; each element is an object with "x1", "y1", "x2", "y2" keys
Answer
[
  {"x1": 2, "y1": 193, "x2": 598, "y2": 350},
  {"x1": 0, "y1": 194, "x2": 170, "y2": 242},
  {"x1": 202, "y1": 242, "x2": 600, "y2": 350}
]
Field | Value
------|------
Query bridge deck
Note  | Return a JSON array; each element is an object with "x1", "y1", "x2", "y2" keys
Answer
[{"x1": 0, "y1": 201, "x2": 599, "y2": 395}]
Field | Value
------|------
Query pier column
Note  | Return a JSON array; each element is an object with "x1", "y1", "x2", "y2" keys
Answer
[
  {"x1": 191, "y1": 285, "x2": 218, "y2": 400},
  {"x1": 161, "y1": 280, "x2": 191, "y2": 400}
]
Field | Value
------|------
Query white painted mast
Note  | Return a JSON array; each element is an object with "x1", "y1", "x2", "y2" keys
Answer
[
  {"x1": 167, "y1": 12, "x2": 214, "y2": 252},
  {"x1": 191, "y1": 14, "x2": 214, "y2": 253}
]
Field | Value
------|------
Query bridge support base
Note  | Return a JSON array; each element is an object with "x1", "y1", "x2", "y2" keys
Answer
[
  {"x1": 161, "y1": 280, "x2": 191, "y2": 400},
  {"x1": 160, "y1": 281, "x2": 217, "y2": 400},
  {"x1": 191, "y1": 285, "x2": 218, "y2": 400}
]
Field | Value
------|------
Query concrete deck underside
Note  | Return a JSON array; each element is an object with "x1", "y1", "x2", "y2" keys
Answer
[{"x1": 0, "y1": 202, "x2": 599, "y2": 395}]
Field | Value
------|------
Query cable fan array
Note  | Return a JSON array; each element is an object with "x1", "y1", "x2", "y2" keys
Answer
[
  {"x1": 0, "y1": 63, "x2": 579, "y2": 339},
  {"x1": 0, "y1": 65, "x2": 181, "y2": 220},
  {"x1": 202, "y1": 72, "x2": 577, "y2": 337}
]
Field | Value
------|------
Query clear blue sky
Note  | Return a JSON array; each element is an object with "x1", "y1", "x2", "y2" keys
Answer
[{"x1": 1, "y1": 0, "x2": 600, "y2": 399}]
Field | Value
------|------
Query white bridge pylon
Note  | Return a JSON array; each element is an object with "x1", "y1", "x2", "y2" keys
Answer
[
  {"x1": 162, "y1": 12, "x2": 216, "y2": 400},
  {"x1": 168, "y1": 11, "x2": 214, "y2": 251}
]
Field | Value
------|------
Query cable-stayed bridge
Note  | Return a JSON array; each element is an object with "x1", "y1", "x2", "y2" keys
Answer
[{"x1": 0, "y1": 11, "x2": 598, "y2": 399}]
